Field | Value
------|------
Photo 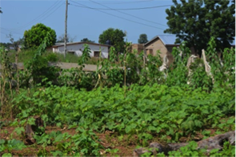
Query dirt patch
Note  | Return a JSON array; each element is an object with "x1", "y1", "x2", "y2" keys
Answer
[{"x1": 0, "y1": 124, "x2": 229, "y2": 156}]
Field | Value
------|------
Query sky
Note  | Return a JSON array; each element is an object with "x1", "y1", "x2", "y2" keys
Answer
[{"x1": 0, "y1": 0, "x2": 174, "y2": 44}]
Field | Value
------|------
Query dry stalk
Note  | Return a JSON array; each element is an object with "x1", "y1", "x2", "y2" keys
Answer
[
  {"x1": 124, "y1": 56, "x2": 127, "y2": 98},
  {"x1": 0, "y1": 66, "x2": 7, "y2": 117},
  {"x1": 15, "y1": 51, "x2": 20, "y2": 93}
]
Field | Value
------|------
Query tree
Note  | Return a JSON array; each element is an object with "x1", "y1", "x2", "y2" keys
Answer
[
  {"x1": 6, "y1": 34, "x2": 24, "y2": 51},
  {"x1": 24, "y1": 23, "x2": 56, "y2": 48},
  {"x1": 0, "y1": 7, "x2": 2, "y2": 13},
  {"x1": 81, "y1": 38, "x2": 95, "y2": 43},
  {"x1": 7, "y1": 33, "x2": 19, "y2": 51},
  {"x1": 56, "y1": 34, "x2": 75, "y2": 43},
  {"x1": 138, "y1": 34, "x2": 148, "y2": 44},
  {"x1": 164, "y1": 0, "x2": 235, "y2": 55},
  {"x1": 57, "y1": 34, "x2": 69, "y2": 43},
  {"x1": 99, "y1": 28, "x2": 126, "y2": 53}
]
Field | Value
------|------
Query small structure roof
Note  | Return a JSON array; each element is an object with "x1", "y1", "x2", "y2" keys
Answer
[
  {"x1": 145, "y1": 35, "x2": 235, "y2": 47},
  {"x1": 144, "y1": 35, "x2": 178, "y2": 47},
  {"x1": 158, "y1": 35, "x2": 177, "y2": 45},
  {"x1": 52, "y1": 42, "x2": 109, "y2": 48}
]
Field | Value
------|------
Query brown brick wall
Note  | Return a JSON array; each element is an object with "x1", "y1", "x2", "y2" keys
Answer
[{"x1": 131, "y1": 44, "x2": 144, "y2": 54}]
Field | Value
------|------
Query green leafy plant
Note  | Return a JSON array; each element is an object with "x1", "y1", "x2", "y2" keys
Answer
[{"x1": 24, "y1": 32, "x2": 60, "y2": 86}]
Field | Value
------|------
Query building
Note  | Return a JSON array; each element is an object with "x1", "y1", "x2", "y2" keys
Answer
[
  {"x1": 52, "y1": 42, "x2": 110, "y2": 58},
  {"x1": 144, "y1": 35, "x2": 181, "y2": 57},
  {"x1": 131, "y1": 44, "x2": 144, "y2": 54},
  {"x1": 144, "y1": 35, "x2": 179, "y2": 65},
  {"x1": 145, "y1": 35, "x2": 235, "y2": 57}
]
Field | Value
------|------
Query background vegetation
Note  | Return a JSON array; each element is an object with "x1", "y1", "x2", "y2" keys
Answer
[
  {"x1": 99, "y1": 28, "x2": 126, "y2": 56},
  {"x1": 24, "y1": 23, "x2": 56, "y2": 49},
  {"x1": 165, "y1": 0, "x2": 235, "y2": 55}
]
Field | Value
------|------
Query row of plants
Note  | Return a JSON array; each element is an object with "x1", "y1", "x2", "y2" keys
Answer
[
  {"x1": 0, "y1": 34, "x2": 235, "y2": 156},
  {"x1": 1, "y1": 127, "x2": 103, "y2": 156},
  {"x1": 12, "y1": 83, "x2": 235, "y2": 138},
  {"x1": 1, "y1": 34, "x2": 235, "y2": 94},
  {"x1": 0, "y1": 83, "x2": 234, "y2": 156},
  {"x1": 1, "y1": 136, "x2": 235, "y2": 156},
  {"x1": 35, "y1": 38, "x2": 236, "y2": 92}
]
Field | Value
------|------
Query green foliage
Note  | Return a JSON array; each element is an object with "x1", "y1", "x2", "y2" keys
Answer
[
  {"x1": 33, "y1": 127, "x2": 103, "y2": 156},
  {"x1": 165, "y1": 0, "x2": 235, "y2": 54},
  {"x1": 0, "y1": 139, "x2": 26, "y2": 154},
  {"x1": 78, "y1": 44, "x2": 91, "y2": 66},
  {"x1": 188, "y1": 58, "x2": 213, "y2": 91},
  {"x1": 168, "y1": 141, "x2": 206, "y2": 156},
  {"x1": 143, "y1": 53, "x2": 163, "y2": 85},
  {"x1": 99, "y1": 28, "x2": 126, "y2": 54},
  {"x1": 58, "y1": 45, "x2": 97, "y2": 90},
  {"x1": 168, "y1": 141, "x2": 235, "y2": 156},
  {"x1": 138, "y1": 34, "x2": 148, "y2": 44},
  {"x1": 13, "y1": 84, "x2": 235, "y2": 144},
  {"x1": 80, "y1": 38, "x2": 95, "y2": 43},
  {"x1": 205, "y1": 37, "x2": 235, "y2": 89},
  {"x1": 45, "y1": 52, "x2": 58, "y2": 62},
  {"x1": 125, "y1": 50, "x2": 143, "y2": 85},
  {"x1": 0, "y1": 46, "x2": 17, "y2": 118},
  {"x1": 24, "y1": 32, "x2": 60, "y2": 85},
  {"x1": 24, "y1": 23, "x2": 56, "y2": 49},
  {"x1": 1, "y1": 31, "x2": 235, "y2": 156},
  {"x1": 0, "y1": 46, "x2": 16, "y2": 85}
]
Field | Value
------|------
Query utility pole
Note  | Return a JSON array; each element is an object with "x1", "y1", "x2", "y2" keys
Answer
[{"x1": 64, "y1": 0, "x2": 68, "y2": 58}]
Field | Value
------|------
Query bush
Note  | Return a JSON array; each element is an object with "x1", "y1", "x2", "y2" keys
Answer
[{"x1": 46, "y1": 53, "x2": 58, "y2": 62}]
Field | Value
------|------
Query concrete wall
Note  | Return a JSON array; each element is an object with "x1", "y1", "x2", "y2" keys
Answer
[{"x1": 53, "y1": 44, "x2": 109, "y2": 58}]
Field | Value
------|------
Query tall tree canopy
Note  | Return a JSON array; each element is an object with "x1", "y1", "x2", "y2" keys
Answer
[
  {"x1": 138, "y1": 34, "x2": 148, "y2": 44},
  {"x1": 81, "y1": 38, "x2": 95, "y2": 43},
  {"x1": 164, "y1": 0, "x2": 235, "y2": 54},
  {"x1": 99, "y1": 28, "x2": 126, "y2": 53},
  {"x1": 56, "y1": 34, "x2": 75, "y2": 43},
  {"x1": 24, "y1": 23, "x2": 56, "y2": 48}
]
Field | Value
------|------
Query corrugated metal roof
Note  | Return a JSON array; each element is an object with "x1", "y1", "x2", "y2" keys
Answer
[
  {"x1": 145, "y1": 35, "x2": 178, "y2": 46},
  {"x1": 230, "y1": 39, "x2": 235, "y2": 46},
  {"x1": 52, "y1": 42, "x2": 109, "y2": 48},
  {"x1": 150, "y1": 35, "x2": 235, "y2": 46},
  {"x1": 158, "y1": 35, "x2": 177, "y2": 45}
]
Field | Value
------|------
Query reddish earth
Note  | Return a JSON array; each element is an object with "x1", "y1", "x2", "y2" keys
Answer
[
  {"x1": 0, "y1": 125, "x2": 138, "y2": 156},
  {"x1": 0, "y1": 123, "x2": 221, "y2": 156}
]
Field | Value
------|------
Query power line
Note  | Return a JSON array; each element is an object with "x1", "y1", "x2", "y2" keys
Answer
[
  {"x1": 11, "y1": 0, "x2": 63, "y2": 31},
  {"x1": 68, "y1": 4, "x2": 171, "y2": 10},
  {"x1": 70, "y1": 1, "x2": 165, "y2": 30},
  {"x1": 88, "y1": 0, "x2": 167, "y2": 27},
  {"x1": 0, "y1": 30, "x2": 6, "y2": 35},
  {"x1": 70, "y1": 3, "x2": 164, "y2": 30},
  {"x1": 0, "y1": 27, "x2": 23, "y2": 35},
  {"x1": 38, "y1": 2, "x2": 63, "y2": 23},
  {"x1": 82, "y1": 0, "x2": 159, "y2": 5}
]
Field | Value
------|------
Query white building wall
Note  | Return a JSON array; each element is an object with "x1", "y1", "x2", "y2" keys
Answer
[{"x1": 53, "y1": 44, "x2": 109, "y2": 58}]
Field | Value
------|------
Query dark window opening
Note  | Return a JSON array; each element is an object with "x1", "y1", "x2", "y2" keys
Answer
[
  {"x1": 94, "y1": 51, "x2": 100, "y2": 57},
  {"x1": 68, "y1": 50, "x2": 75, "y2": 55}
]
